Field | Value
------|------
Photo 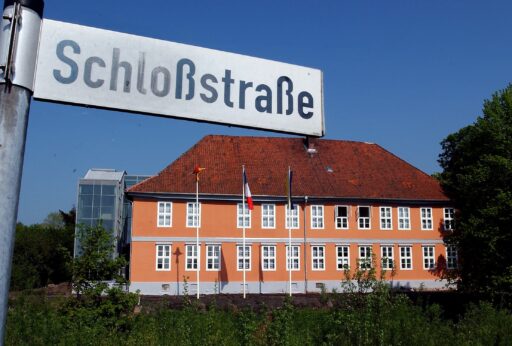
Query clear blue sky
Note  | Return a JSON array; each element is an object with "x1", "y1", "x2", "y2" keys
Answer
[{"x1": 18, "y1": 0, "x2": 512, "y2": 224}]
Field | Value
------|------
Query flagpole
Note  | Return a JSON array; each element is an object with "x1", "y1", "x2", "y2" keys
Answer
[
  {"x1": 288, "y1": 166, "x2": 292, "y2": 297},
  {"x1": 242, "y1": 165, "x2": 246, "y2": 299},
  {"x1": 196, "y1": 176, "x2": 200, "y2": 299}
]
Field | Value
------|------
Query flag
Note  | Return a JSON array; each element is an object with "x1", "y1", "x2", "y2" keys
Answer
[
  {"x1": 193, "y1": 165, "x2": 205, "y2": 181},
  {"x1": 243, "y1": 168, "x2": 254, "y2": 210},
  {"x1": 286, "y1": 167, "x2": 294, "y2": 210}
]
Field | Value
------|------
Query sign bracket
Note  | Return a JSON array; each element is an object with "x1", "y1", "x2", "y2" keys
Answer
[{"x1": 0, "y1": 2, "x2": 21, "y2": 85}]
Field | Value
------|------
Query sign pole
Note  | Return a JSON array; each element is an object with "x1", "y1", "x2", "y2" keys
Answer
[{"x1": 0, "y1": 1, "x2": 44, "y2": 343}]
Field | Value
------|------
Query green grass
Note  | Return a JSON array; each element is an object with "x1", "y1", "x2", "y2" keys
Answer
[{"x1": 6, "y1": 292, "x2": 512, "y2": 346}]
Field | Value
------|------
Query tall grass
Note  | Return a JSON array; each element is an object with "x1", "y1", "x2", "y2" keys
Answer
[{"x1": 6, "y1": 290, "x2": 512, "y2": 345}]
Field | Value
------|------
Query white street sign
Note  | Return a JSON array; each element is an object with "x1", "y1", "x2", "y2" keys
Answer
[{"x1": 34, "y1": 20, "x2": 324, "y2": 136}]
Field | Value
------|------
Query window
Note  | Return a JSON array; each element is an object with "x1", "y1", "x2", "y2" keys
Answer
[
  {"x1": 157, "y1": 201, "x2": 172, "y2": 227},
  {"x1": 261, "y1": 245, "x2": 276, "y2": 271},
  {"x1": 186, "y1": 202, "x2": 201, "y2": 227},
  {"x1": 311, "y1": 246, "x2": 325, "y2": 270},
  {"x1": 237, "y1": 203, "x2": 251, "y2": 228},
  {"x1": 335, "y1": 206, "x2": 349, "y2": 229},
  {"x1": 285, "y1": 206, "x2": 299, "y2": 229},
  {"x1": 398, "y1": 207, "x2": 410, "y2": 230},
  {"x1": 380, "y1": 207, "x2": 392, "y2": 230},
  {"x1": 336, "y1": 245, "x2": 350, "y2": 270},
  {"x1": 286, "y1": 245, "x2": 300, "y2": 271},
  {"x1": 446, "y1": 245, "x2": 458, "y2": 269},
  {"x1": 381, "y1": 246, "x2": 394, "y2": 270},
  {"x1": 421, "y1": 208, "x2": 433, "y2": 230},
  {"x1": 311, "y1": 205, "x2": 324, "y2": 229},
  {"x1": 206, "y1": 245, "x2": 221, "y2": 271},
  {"x1": 358, "y1": 206, "x2": 371, "y2": 229},
  {"x1": 444, "y1": 208, "x2": 455, "y2": 231},
  {"x1": 186, "y1": 245, "x2": 199, "y2": 270},
  {"x1": 359, "y1": 246, "x2": 372, "y2": 269},
  {"x1": 423, "y1": 246, "x2": 435, "y2": 270},
  {"x1": 262, "y1": 204, "x2": 276, "y2": 229},
  {"x1": 237, "y1": 245, "x2": 251, "y2": 271},
  {"x1": 400, "y1": 246, "x2": 412, "y2": 270},
  {"x1": 156, "y1": 244, "x2": 171, "y2": 271}
]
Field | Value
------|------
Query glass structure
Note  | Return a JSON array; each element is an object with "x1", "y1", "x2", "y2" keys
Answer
[{"x1": 74, "y1": 169, "x2": 150, "y2": 258}]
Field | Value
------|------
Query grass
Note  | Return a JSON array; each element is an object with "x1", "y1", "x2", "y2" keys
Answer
[{"x1": 6, "y1": 290, "x2": 512, "y2": 345}]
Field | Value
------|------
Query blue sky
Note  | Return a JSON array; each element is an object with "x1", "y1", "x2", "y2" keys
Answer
[{"x1": 18, "y1": 0, "x2": 512, "y2": 224}]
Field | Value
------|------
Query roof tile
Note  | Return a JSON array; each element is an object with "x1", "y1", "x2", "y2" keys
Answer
[{"x1": 128, "y1": 135, "x2": 448, "y2": 201}]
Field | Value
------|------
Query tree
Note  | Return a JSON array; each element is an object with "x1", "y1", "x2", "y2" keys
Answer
[
  {"x1": 438, "y1": 84, "x2": 512, "y2": 294},
  {"x1": 72, "y1": 222, "x2": 127, "y2": 296},
  {"x1": 69, "y1": 223, "x2": 137, "y2": 331},
  {"x1": 10, "y1": 208, "x2": 76, "y2": 291}
]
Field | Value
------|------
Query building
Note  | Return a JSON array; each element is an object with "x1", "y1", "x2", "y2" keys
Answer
[
  {"x1": 74, "y1": 168, "x2": 150, "y2": 258},
  {"x1": 127, "y1": 135, "x2": 456, "y2": 295}
]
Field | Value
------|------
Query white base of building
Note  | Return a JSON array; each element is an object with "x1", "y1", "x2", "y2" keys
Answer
[{"x1": 129, "y1": 279, "x2": 450, "y2": 296}]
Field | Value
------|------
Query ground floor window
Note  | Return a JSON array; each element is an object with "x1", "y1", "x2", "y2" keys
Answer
[
  {"x1": 262, "y1": 245, "x2": 276, "y2": 271},
  {"x1": 286, "y1": 245, "x2": 300, "y2": 271},
  {"x1": 336, "y1": 245, "x2": 350, "y2": 270},
  {"x1": 186, "y1": 244, "x2": 199, "y2": 270},
  {"x1": 237, "y1": 245, "x2": 251, "y2": 271},
  {"x1": 206, "y1": 245, "x2": 221, "y2": 271},
  {"x1": 400, "y1": 246, "x2": 412, "y2": 270},
  {"x1": 156, "y1": 244, "x2": 171, "y2": 271},
  {"x1": 311, "y1": 246, "x2": 325, "y2": 270}
]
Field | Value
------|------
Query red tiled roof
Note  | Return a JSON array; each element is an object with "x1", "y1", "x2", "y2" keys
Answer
[{"x1": 128, "y1": 135, "x2": 448, "y2": 201}]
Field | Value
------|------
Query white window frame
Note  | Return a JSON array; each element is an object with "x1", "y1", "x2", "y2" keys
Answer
[
  {"x1": 156, "y1": 244, "x2": 171, "y2": 271},
  {"x1": 359, "y1": 245, "x2": 372, "y2": 270},
  {"x1": 206, "y1": 244, "x2": 221, "y2": 271},
  {"x1": 379, "y1": 206, "x2": 392, "y2": 230},
  {"x1": 400, "y1": 246, "x2": 412, "y2": 270},
  {"x1": 336, "y1": 245, "x2": 350, "y2": 270},
  {"x1": 335, "y1": 205, "x2": 349, "y2": 229},
  {"x1": 237, "y1": 245, "x2": 251, "y2": 271},
  {"x1": 185, "y1": 244, "x2": 199, "y2": 271},
  {"x1": 157, "y1": 201, "x2": 172, "y2": 227},
  {"x1": 186, "y1": 202, "x2": 201, "y2": 228},
  {"x1": 310, "y1": 205, "x2": 324, "y2": 229},
  {"x1": 398, "y1": 207, "x2": 411, "y2": 230},
  {"x1": 381, "y1": 245, "x2": 394, "y2": 270},
  {"x1": 444, "y1": 208, "x2": 455, "y2": 231},
  {"x1": 237, "y1": 203, "x2": 251, "y2": 228},
  {"x1": 285, "y1": 206, "x2": 300, "y2": 229},
  {"x1": 446, "y1": 245, "x2": 458, "y2": 269},
  {"x1": 421, "y1": 207, "x2": 433, "y2": 230},
  {"x1": 311, "y1": 245, "x2": 325, "y2": 270},
  {"x1": 261, "y1": 245, "x2": 276, "y2": 271},
  {"x1": 286, "y1": 245, "x2": 300, "y2": 271},
  {"x1": 357, "y1": 206, "x2": 371, "y2": 229},
  {"x1": 261, "y1": 204, "x2": 276, "y2": 229},
  {"x1": 423, "y1": 246, "x2": 435, "y2": 270}
]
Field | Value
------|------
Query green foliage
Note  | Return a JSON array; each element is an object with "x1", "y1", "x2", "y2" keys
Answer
[
  {"x1": 438, "y1": 84, "x2": 512, "y2": 294},
  {"x1": 10, "y1": 209, "x2": 75, "y2": 291},
  {"x1": 6, "y1": 291, "x2": 512, "y2": 345},
  {"x1": 10, "y1": 208, "x2": 75, "y2": 291},
  {"x1": 72, "y1": 222, "x2": 127, "y2": 296}
]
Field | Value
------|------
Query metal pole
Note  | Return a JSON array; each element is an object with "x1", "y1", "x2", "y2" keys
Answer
[
  {"x1": 195, "y1": 179, "x2": 200, "y2": 299},
  {"x1": 0, "y1": 1, "x2": 44, "y2": 344},
  {"x1": 287, "y1": 167, "x2": 292, "y2": 297},
  {"x1": 0, "y1": 85, "x2": 31, "y2": 344},
  {"x1": 288, "y1": 203, "x2": 292, "y2": 296},
  {"x1": 242, "y1": 166, "x2": 246, "y2": 299}
]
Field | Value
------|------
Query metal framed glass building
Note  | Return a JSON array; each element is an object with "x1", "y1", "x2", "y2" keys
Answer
[{"x1": 74, "y1": 169, "x2": 150, "y2": 257}]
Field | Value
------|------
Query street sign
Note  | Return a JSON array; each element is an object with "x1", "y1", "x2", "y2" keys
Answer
[{"x1": 34, "y1": 20, "x2": 324, "y2": 136}]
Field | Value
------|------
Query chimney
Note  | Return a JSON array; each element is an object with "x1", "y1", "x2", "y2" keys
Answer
[{"x1": 304, "y1": 136, "x2": 317, "y2": 156}]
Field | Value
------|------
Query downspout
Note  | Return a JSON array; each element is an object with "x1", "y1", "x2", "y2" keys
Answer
[{"x1": 303, "y1": 196, "x2": 308, "y2": 293}]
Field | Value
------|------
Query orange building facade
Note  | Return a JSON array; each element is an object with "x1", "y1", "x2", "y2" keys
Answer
[{"x1": 127, "y1": 135, "x2": 456, "y2": 295}]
